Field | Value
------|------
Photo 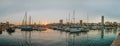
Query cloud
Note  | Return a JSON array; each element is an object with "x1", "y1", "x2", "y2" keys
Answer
[{"x1": 0, "y1": 0, "x2": 120, "y2": 24}]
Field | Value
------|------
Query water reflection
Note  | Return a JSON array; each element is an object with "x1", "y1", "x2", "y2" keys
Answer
[
  {"x1": 0, "y1": 28, "x2": 5, "y2": 35},
  {"x1": 0, "y1": 27, "x2": 119, "y2": 46},
  {"x1": 64, "y1": 27, "x2": 120, "y2": 46},
  {"x1": 104, "y1": 27, "x2": 118, "y2": 34},
  {"x1": 113, "y1": 27, "x2": 117, "y2": 31},
  {"x1": 66, "y1": 32, "x2": 88, "y2": 46},
  {"x1": 22, "y1": 31, "x2": 32, "y2": 46},
  {"x1": 113, "y1": 27, "x2": 118, "y2": 34},
  {"x1": 67, "y1": 33, "x2": 76, "y2": 46},
  {"x1": 6, "y1": 29, "x2": 15, "y2": 35},
  {"x1": 101, "y1": 29, "x2": 104, "y2": 39},
  {"x1": 0, "y1": 31, "x2": 2, "y2": 35}
]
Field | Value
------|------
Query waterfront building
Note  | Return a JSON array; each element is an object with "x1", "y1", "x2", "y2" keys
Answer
[
  {"x1": 59, "y1": 19, "x2": 63, "y2": 24},
  {"x1": 101, "y1": 16, "x2": 104, "y2": 26},
  {"x1": 80, "y1": 20, "x2": 83, "y2": 26}
]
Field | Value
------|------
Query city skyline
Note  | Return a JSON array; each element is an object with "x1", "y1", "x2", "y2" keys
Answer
[{"x1": 0, "y1": 0, "x2": 120, "y2": 25}]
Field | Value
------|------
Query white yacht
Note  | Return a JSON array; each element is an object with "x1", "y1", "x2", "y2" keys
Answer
[
  {"x1": 37, "y1": 27, "x2": 47, "y2": 31},
  {"x1": 69, "y1": 26, "x2": 83, "y2": 33}
]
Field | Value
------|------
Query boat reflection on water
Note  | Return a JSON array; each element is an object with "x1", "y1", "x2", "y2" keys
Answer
[
  {"x1": 6, "y1": 29, "x2": 15, "y2": 35},
  {"x1": 113, "y1": 27, "x2": 118, "y2": 34},
  {"x1": 0, "y1": 31, "x2": 2, "y2": 35},
  {"x1": 104, "y1": 27, "x2": 118, "y2": 34},
  {"x1": 6, "y1": 27, "x2": 15, "y2": 35},
  {"x1": 0, "y1": 28, "x2": 7, "y2": 35},
  {"x1": 64, "y1": 27, "x2": 119, "y2": 46},
  {"x1": 22, "y1": 30, "x2": 32, "y2": 46},
  {"x1": 65, "y1": 31, "x2": 88, "y2": 46},
  {"x1": 0, "y1": 27, "x2": 119, "y2": 46}
]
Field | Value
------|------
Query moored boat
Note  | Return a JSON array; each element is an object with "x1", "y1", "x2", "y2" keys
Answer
[{"x1": 6, "y1": 26, "x2": 15, "y2": 32}]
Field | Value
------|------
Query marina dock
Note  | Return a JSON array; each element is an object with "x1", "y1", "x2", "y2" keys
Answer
[{"x1": 111, "y1": 33, "x2": 120, "y2": 46}]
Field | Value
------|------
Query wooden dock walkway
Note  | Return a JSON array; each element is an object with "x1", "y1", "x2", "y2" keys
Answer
[{"x1": 111, "y1": 33, "x2": 120, "y2": 46}]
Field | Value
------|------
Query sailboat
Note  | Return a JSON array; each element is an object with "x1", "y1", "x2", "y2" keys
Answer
[
  {"x1": 21, "y1": 12, "x2": 33, "y2": 31},
  {"x1": 6, "y1": 26, "x2": 15, "y2": 32},
  {"x1": 6, "y1": 22, "x2": 15, "y2": 32},
  {"x1": 69, "y1": 10, "x2": 89, "y2": 32},
  {"x1": 80, "y1": 12, "x2": 89, "y2": 32},
  {"x1": 69, "y1": 10, "x2": 83, "y2": 32}
]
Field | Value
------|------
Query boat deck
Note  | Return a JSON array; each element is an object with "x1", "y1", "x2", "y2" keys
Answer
[{"x1": 111, "y1": 33, "x2": 120, "y2": 46}]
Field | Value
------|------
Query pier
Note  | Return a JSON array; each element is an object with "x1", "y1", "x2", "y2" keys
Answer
[{"x1": 111, "y1": 33, "x2": 120, "y2": 46}]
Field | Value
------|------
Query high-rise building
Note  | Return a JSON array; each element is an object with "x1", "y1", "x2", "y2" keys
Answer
[
  {"x1": 101, "y1": 16, "x2": 104, "y2": 26},
  {"x1": 59, "y1": 19, "x2": 63, "y2": 24},
  {"x1": 80, "y1": 20, "x2": 83, "y2": 26}
]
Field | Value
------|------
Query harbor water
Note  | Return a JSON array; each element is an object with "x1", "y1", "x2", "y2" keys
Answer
[{"x1": 0, "y1": 27, "x2": 120, "y2": 46}]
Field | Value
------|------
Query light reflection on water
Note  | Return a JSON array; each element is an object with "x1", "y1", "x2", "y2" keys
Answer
[{"x1": 0, "y1": 27, "x2": 120, "y2": 46}]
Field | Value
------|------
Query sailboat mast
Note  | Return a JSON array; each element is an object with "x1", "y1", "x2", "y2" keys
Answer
[
  {"x1": 66, "y1": 16, "x2": 68, "y2": 24},
  {"x1": 86, "y1": 12, "x2": 89, "y2": 26},
  {"x1": 39, "y1": 20, "x2": 41, "y2": 25},
  {"x1": 22, "y1": 19, "x2": 25, "y2": 26},
  {"x1": 73, "y1": 10, "x2": 75, "y2": 24},
  {"x1": 29, "y1": 16, "x2": 31, "y2": 25},
  {"x1": 87, "y1": 12, "x2": 89, "y2": 23},
  {"x1": 25, "y1": 11, "x2": 27, "y2": 26},
  {"x1": 68, "y1": 12, "x2": 70, "y2": 23}
]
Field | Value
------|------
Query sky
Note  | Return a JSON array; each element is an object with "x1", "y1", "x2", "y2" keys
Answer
[{"x1": 0, "y1": 0, "x2": 120, "y2": 25}]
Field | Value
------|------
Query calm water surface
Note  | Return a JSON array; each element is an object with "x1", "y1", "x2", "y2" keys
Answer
[{"x1": 0, "y1": 27, "x2": 120, "y2": 46}]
